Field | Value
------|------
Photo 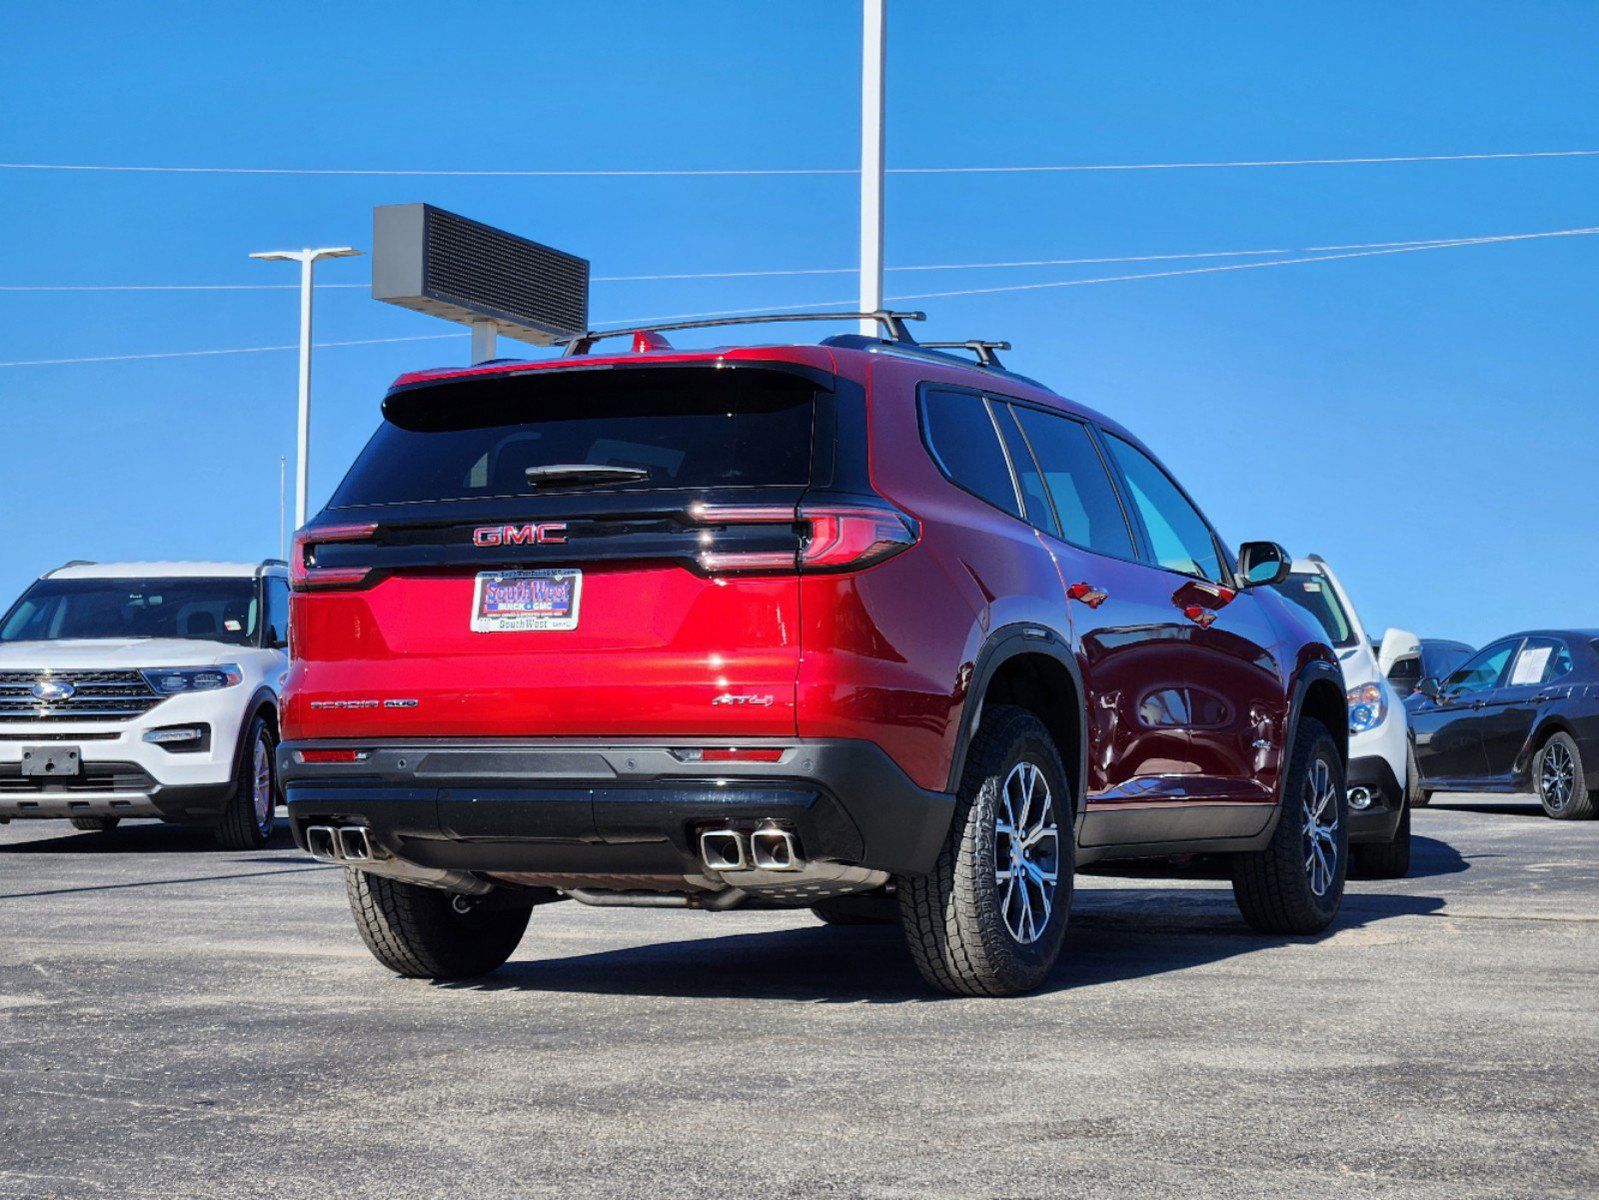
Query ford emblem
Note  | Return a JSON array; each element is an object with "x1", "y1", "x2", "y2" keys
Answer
[{"x1": 31, "y1": 680, "x2": 75, "y2": 702}]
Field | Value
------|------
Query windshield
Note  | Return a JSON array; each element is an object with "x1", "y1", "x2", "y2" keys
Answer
[
  {"x1": 0, "y1": 578, "x2": 259, "y2": 646},
  {"x1": 332, "y1": 368, "x2": 817, "y2": 508},
  {"x1": 1271, "y1": 571, "x2": 1358, "y2": 648}
]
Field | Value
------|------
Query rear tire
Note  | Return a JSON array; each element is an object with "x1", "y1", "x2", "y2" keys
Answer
[
  {"x1": 1534, "y1": 732, "x2": 1593, "y2": 819},
  {"x1": 1350, "y1": 796, "x2": 1411, "y2": 879},
  {"x1": 69, "y1": 816, "x2": 120, "y2": 832},
  {"x1": 897, "y1": 705, "x2": 1073, "y2": 997},
  {"x1": 812, "y1": 894, "x2": 898, "y2": 926},
  {"x1": 1231, "y1": 717, "x2": 1347, "y2": 934},
  {"x1": 346, "y1": 870, "x2": 533, "y2": 979},
  {"x1": 1408, "y1": 744, "x2": 1432, "y2": 807},
  {"x1": 214, "y1": 715, "x2": 277, "y2": 851}
]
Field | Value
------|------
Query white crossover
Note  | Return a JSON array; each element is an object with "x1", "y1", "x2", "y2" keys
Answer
[
  {"x1": 1270, "y1": 556, "x2": 1416, "y2": 876},
  {"x1": 0, "y1": 561, "x2": 290, "y2": 848}
]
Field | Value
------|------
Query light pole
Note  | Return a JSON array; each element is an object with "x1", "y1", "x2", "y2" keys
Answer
[
  {"x1": 859, "y1": 0, "x2": 886, "y2": 336},
  {"x1": 249, "y1": 245, "x2": 362, "y2": 529}
]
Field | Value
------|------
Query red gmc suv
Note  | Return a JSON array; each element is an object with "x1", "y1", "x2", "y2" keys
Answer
[{"x1": 280, "y1": 312, "x2": 1347, "y2": 997}]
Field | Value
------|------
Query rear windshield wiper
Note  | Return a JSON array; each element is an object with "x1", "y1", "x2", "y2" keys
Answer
[{"x1": 524, "y1": 464, "x2": 651, "y2": 488}]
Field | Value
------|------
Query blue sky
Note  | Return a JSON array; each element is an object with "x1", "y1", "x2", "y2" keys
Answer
[{"x1": 3, "y1": 1, "x2": 1596, "y2": 647}]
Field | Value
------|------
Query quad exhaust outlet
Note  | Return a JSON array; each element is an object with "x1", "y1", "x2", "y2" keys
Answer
[
  {"x1": 698, "y1": 824, "x2": 803, "y2": 874},
  {"x1": 305, "y1": 823, "x2": 374, "y2": 864}
]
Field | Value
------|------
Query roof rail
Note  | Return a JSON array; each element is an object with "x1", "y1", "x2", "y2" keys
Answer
[
  {"x1": 561, "y1": 309, "x2": 926, "y2": 357},
  {"x1": 920, "y1": 340, "x2": 1012, "y2": 369}
]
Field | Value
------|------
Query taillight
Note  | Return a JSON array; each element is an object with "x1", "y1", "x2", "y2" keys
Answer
[
  {"x1": 690, "y1": 501, "x2": 917, "y2": 575},
  {"x1": 290, "y1": 523, "x2": 379, "y2": 592},
  {"x1": 798, "y1": 503, "x2": 918, "y2": 571}
]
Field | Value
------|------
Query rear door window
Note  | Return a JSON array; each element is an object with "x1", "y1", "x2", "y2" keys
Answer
[
  {"x1": 993, "y1": 406, "x2": 1059, "y2": 536},
  {"x1": 1508, "y1": 637, "x2": 1572, "y2": 685},
  {"x1": 1009, "y1": 406, "x2": 1136, "y2": 559},
  {"x1": 919, "y1": 389, "x2": 1021, "y2": 517},
  {"x1": 332, "y1": 368, "x2": 817, "y2": 507}
]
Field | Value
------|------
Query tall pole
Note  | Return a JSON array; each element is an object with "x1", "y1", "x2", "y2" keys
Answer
[
  {"x1": 295, "y1": 255, "x2": 315, "y2": 529},
  {"x1": 278, "y1": 455, "x2": 287, "y2": 560},
  {"x1": 859, "y1": 0, "x2": 886, "y2": 336},
  {"x1": 250, "y1": 245, "x2": 361, "y2": 531}
]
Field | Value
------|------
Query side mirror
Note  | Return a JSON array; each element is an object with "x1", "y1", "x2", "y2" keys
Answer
[
  {"x1": 1238, "y1": 541, "x2": 1291, "y2": 587},
  {"x1": 1417, "y1": 677, "x2": 1442, "y2": 702}
]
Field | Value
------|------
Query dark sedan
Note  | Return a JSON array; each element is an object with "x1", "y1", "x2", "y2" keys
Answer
[{"x1": 1406, "y1": 629, "x2": 1599, "y2": 819}]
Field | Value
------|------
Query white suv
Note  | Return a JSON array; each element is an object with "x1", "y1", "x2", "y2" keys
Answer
[
  {"x1": 0, "y1": 561, "x2": 289, "y2": 848},
  {"x1": 1271, "y1": 555, "x2": 1415, "y2": 877}
]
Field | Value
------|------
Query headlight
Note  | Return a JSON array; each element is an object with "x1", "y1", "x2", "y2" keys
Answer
[
  {"x1": 1347, "y1": 682, "x2": 1386, "y2": 734},
  {"x1": 140, "y1": 665, "x2": 244, "y2": 694}
]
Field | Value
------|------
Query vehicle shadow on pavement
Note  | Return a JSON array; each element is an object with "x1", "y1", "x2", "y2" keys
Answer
[
  {"x1": 1425, "y1": 797, "x2": 1546, "y2": 818},
  {"x1": 0, "y1": 817, "x2": 300, "y2": 856},
  {"x1": 1404, "y1": 834, "x2": 1471, "y2": 879},
  {"x1": 441, "y1": 885, "x2": 1445, "y2": 1003}
]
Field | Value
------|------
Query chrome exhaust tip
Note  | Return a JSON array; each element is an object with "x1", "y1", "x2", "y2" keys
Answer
[
  {"x1": 337, "y1": 826, "x2": 374, "y2": 863},
  {"x1": 305, "y1": 825, "x2": 340, "y2": 863},
  {"x1": 749, "y1": 826, "x2": 801, "y2": 871},
  {"x1": 699, "y1": 829, "x2": 748, "y2": 872}
]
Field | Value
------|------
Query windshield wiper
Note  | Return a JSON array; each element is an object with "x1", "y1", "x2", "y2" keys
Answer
[{"x1": 524, "y1": 464, "x2": 650, "y2": 488}]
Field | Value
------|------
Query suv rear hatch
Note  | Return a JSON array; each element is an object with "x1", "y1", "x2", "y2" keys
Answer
[{"x1": 287, "y1": 360, "x2": 833, "y2": 740}]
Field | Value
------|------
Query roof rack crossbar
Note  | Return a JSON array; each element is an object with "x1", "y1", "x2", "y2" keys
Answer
[
  {"x1": 920, "y1": 340, "x2": 1012, "y2": 369},
  {"x1": 562, "y1": 309, "x2": 926, "y2": 356}
]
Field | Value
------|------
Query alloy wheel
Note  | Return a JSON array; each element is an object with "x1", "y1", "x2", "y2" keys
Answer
[
  {"x1": 993, "y1": 760, "x2": 1060, "y2": 944},
  {"x1": 1541, "y1": 740, "x2": 1575, "y2": 812},
  {"x1": 252, "y1": 734, "x2": 275, "y2": 835},
  {"x1": 1302, "y1": 757, "x2": 1340, "y2": 897}
]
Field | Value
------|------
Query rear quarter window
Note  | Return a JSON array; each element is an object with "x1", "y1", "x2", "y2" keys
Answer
[{"x1": 918, "y1": 389, "x2": 1021, "y2": 517}]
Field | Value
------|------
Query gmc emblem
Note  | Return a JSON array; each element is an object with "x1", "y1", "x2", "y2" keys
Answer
[{"x1": 473, "y1": 522, "x2": 568, "y2": 547}]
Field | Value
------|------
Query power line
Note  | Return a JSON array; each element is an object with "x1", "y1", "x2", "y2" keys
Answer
[
  {"x1": 887, "y1": 225, "x2": 1599, "y2": 302},
  {"x1": 2, "y1": 149, "x2": 1597, "y2": 179},
  {"x1": 0, "y1": 232, "x2": 1549, "y2": 292},
  {"x1": 2, "y1": 223, "x2": 1592, "y2": 369},
  {"x1": 0, "y1": 332, "x2": 461, "y2": 368}
]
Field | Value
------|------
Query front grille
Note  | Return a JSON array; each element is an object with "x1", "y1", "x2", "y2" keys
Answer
[
  {"x1": 0, "y1": 670, "x2": 165, "y2": 723},
  {"x1": 0, "y1": 762, "x2": 157, "y2": 794}
]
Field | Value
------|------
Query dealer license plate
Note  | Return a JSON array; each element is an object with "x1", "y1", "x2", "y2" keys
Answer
[{"x1": 471, "y1": 570, "x2": 583, "y2": 633}]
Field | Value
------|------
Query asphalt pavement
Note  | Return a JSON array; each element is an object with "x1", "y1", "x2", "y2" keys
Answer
[{"x1": 1, "y1": 795, "x2": 1595, "y2": 1199}]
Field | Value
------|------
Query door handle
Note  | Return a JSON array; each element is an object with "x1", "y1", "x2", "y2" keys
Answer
[
  {"x1": 1182, "y1": 604, "x2": 1218, "y2": 629},
  {"x1": 1066, "y1": 582, "x2": 1108, "y2": 609}
]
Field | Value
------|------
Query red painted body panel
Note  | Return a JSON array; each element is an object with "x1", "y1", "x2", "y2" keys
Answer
[{"x1": 283, "y1": 565, "x2": 799, "y2": 741}]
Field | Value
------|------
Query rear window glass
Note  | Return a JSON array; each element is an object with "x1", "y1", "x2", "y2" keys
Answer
[{"x1": 331, "y1": 368, "x2": 817, "y2": 507}]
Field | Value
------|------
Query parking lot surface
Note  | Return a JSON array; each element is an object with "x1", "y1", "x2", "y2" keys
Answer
[{"x1": 2, "y1": 797, "x2": 1595, "y2": 1199}]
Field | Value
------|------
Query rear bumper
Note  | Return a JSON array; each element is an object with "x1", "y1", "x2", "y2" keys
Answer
[
  {"x1": 1347, "y1": 753, "x2": 1404, "y2": 844},
  {"x1": 278, "y1": 738, "x2": 954, "y2": 881}
]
